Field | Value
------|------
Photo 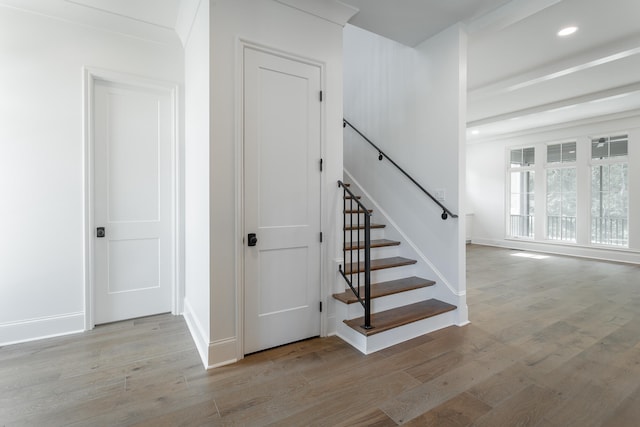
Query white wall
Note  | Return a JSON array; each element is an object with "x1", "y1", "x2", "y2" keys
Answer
[
  {"x1": 343, "y1": 24, "x2": 468, "y2": 318},
  {"x1": 0, "y1": 7, "x2": 183, "y2": 344},
  {"x1": 196, "y1": 0, "x2": 346, "y2": 367},
  {"x1": 468, "y1": 114, "x2": 640, "y2": 263},
  {"x1": 183, "y1": 0, "x2": 211, "y2": 366}
]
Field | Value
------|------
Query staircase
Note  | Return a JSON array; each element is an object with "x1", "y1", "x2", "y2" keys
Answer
[{"x1": 333, "y1": 181, "x2": 457, "y2": 354}]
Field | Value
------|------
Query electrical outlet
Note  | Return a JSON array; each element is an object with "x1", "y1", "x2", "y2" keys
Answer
[{"x1": 434, "y1": 189, "x2": 445, "y2": 202}]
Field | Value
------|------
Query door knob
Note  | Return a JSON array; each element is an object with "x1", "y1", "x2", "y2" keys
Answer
[
  {"x1": 96, "y1": 227, "x2": 106, "y2": 238},
  {"x1": 248, "y1": 233, "x2": 258, "y2": 246}
]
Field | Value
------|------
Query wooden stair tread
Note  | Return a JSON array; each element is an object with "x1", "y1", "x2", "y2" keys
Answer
[
  {"x1": 344, "y1": 195, "x2": 361, "y2": 200},
  {"x1": 344, "y1": 209, "x2": 373, "y2": 214},
  {"x1": 332, "y1": 276, "x2": 436, "y2": 304},
  {"x1": 344, "y1": 223, "x2": 385, "y2": 231},
  {"x1": 343, "y1": 256, "x2": 416, "y2": 274},
  {"x1": 344, "y1": 299, "x2": 457, "y2": 336},
  {"x1": 344, "y1": 239, "x2": 400, "y2": 251}
]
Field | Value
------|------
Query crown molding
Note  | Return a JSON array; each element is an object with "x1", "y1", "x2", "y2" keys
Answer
[{"x1": 274, "y1": 0, "x2": 358, "y2": 26}]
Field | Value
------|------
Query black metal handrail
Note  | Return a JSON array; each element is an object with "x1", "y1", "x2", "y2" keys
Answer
[
  {"x1": 343, "y1": 118, "x2": 458, "y2": 220},
  {"x1": 338, "y1": 180, "x2": 372, "y2": 330}
]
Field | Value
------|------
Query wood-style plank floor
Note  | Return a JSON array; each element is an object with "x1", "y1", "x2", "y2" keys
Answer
[{"x1": 3, "y1": 244, "x2": 640, "y2": 426}]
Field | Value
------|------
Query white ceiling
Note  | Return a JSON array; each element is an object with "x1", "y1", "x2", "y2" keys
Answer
[
  {"x1": 340, "y1": 0, "x2": 640, "y2": 142},
  {"x1": 338, "y1": 0, "x2": 513, "y2": 47},
  {"x1": 465, "y1": 0, "x2": 640, "y2": 141},
  {"x1": 3, "y1": 0, "x2": 640, "y2": 142}
]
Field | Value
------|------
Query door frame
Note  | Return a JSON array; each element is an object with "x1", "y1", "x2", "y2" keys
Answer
[
  {"x1": 235, "y1": 40, "x2": 326, "y2": 359},
  {"x1": 82, "y1": 67, "x2": 182, "y2": 330}
]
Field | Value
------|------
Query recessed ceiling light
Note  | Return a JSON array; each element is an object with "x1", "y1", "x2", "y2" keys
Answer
[
  {"x1": 471, "y1": 129, "x2": 480, "y2": 135},
  {"x1": 558, "y1": 26, "x2": 578, "y2": 37}
]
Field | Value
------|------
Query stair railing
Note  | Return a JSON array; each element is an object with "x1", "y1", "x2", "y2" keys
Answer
[
  {"x1": 338, "y1": 180, "x2": 372, "y2": 330},
  {"x1": 343, "y1": 118, "x2": 458, "y2": 220}
]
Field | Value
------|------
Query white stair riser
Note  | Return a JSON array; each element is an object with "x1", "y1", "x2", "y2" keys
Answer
[
  {"x1": 339, "y1": 272, "x2": 417, "y2": 291},
  {"x1": 342, "y1": 228, "x2": 386, "y2": 241},
  {"x1": 375, "y1": 265, "x2": 416, "y2": 282},
  {"x1": 343, "y1": 215, "x2": 382, "y2": 225},
  {"x1": 343, "y1": 287, "x2": 432, "y2": 319},
  {"x1": 341, "y1": 246, "x2": 400, "y2": 260}
]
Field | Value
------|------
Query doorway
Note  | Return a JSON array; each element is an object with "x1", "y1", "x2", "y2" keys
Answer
[
  {"x1": 242, "y1": 47, "x2": 322, "y2": 354},
  {"x1": 85, "y1": 70, "x2": 178, "y2": 327}
]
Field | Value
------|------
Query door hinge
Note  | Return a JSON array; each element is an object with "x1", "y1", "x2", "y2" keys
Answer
[
  {"x1": 320, "y1": 301, "x2": 323, "y2": 312},
  {"x1": 320, "y1": 158, "x2": 323, "y2": 172},
  {"x1": 320, "y1": 231, "x2": 323, "y2": 243},
  {"x1": 319, "y1": 90, "x2": 323, "y2": 102}
]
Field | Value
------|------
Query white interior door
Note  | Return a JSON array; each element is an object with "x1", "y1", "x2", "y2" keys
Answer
[
  {"x1": 93, "y1": 80, "x2": 173, "y2": 325},
  {"x1": 244, "y1": 47, "x2": 322, "y2": 354}
]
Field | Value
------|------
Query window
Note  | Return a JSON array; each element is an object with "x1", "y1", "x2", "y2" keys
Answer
[
  {"x1": 509, "y1": 148, "x2": 535, "y2": 238},
  {"x1": 591, "y1": 134, "x2": 628, "y2": 160},
  {"x1": 511, "y1": 147, "x2": 535, "y2": 167},
  {"x1": 507, "y1": 133, "x2": 632, "y2": 249},
  {"x1": 546, "y1": 142, "x2": 576, "y2": 241},
  {"x1": 591, "y1": 135, "x2": 628, "y2": 246}
]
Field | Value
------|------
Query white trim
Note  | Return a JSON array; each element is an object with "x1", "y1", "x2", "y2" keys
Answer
[
  {"x1": 234, "y1": 37, "x2": 246, "y2": 361},
  {"x1": 0, "y1": 0, "x2": 178, "y2": 46},
  {"x1": 184, "y1": 300, "x2": 238, "y2": 369},
  {"x1": 0, "y1": 312, "x2": 84, "y2": 346},
  {"x1": 172, "y1": 86, "x2": 184, "y2": 316},
  {"x1": 82, "y1": 67, "x2": 95, "y2": 330},
  {"x1": 235, "y1": 40, "x2": 326, "y2": 361},
  {"x1": 175, "y1": 0, "x2": 203, "y2": 47},
  {"x1": 82, "y1": 67, "x2": 182, "y2": 330},
  {"x1": 318, "y1": 51, "x2": 328, "y2": 340},
  {"x1": 343, "y1": 169, "x2": 464, "y2": 297},
  {"x1": 183, "y1": 298, "x2": 208, "y2": 367},
  {"x1": 273, "y1": 0, "x2": 358, "y2": 26},
  {"x1": 207, "y1": 337, "x2": 238, "y2": 369}
]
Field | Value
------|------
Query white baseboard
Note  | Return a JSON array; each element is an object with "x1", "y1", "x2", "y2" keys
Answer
[
  {"x1": 455, "y1": 303, "x2": 470, "y2": 326},
  {"x1": 183, "y1": 298, "x2": 209, "y2": 368},
  {"x1": 183, "y1": 298, "x2": 238, "y2": 369},
  {"x1": 0, "y1": 312, "x2": 85, "y2": 346},
  {"x1": 472, "y1": 238, "x2": 640, "y2": 265},
  {"x1": 207, "y1": 337, "x2": 238, "y2": 369}
]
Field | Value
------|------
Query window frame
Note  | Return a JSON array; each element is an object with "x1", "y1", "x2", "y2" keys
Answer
[
  {"x1": 545, "y1": 141, "x2": 577, "y2": 243},
  {"x1": 507, "y1": 146, "x2": 536, "y2": 239},
  {"x1": 590, "y1": 134, "x2": 629, "y2": 247}
]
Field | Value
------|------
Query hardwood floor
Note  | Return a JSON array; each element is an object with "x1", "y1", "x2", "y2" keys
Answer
[{"x1": 3, "y1": 244, "x2": 640, "y2": 426}]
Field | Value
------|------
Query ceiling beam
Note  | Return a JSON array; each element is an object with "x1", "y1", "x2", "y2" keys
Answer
[
  {"x1": 468, "y1": 81, "x2": 640, "y2": 127},
  {"x1": 469, "y1": 34, "x2": 640, "y2": 99},
  {"x1": 467, "y1": 107, "x2": 640, "y2": 145}
]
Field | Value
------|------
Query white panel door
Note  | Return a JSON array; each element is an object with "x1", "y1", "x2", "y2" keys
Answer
[
  {"x1": 244, "y1": 48, "x2": 322, "y2": 354},
  {"x1": 93, "y1": 80, "x2": 173, "y2": 325}
]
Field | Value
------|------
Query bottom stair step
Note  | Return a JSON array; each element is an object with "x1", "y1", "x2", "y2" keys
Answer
[{"x1": 344, "y1": 299, "x2": 457, "y2": 337}]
